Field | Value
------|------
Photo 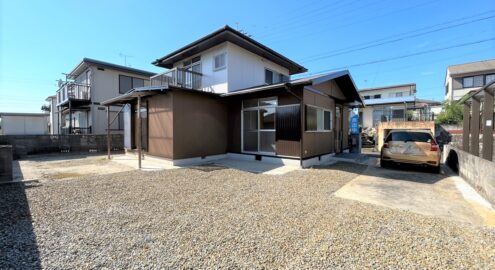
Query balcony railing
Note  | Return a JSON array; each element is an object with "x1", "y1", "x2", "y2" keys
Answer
[
  {"x1": 60, "y1": 126, "x2": 92, "y2": 135},
  {"x1": 150, "y1": 68, "x2": 202, "y2": 90},
  {"x1": 57, "y1": 82, "x2": 91, "y2": 105}
]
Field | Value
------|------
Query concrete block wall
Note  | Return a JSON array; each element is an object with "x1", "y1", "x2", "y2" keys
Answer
[
  {"x1": 443, "y1": 144, "x2": 495, "y2": 206},
  {"x1": 0, "y1": 135, "x2": 124, "y2": 159}
]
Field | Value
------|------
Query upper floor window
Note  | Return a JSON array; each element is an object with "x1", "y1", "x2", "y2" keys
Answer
[
  {"x1": 396, "y1": 92, "x2": 403, "y2": 97},
  {"x1": 463, "y1": 77, "x2": 473, "y2": 88},
  {"x1": 374, "y1": 94, "x2": 381, "y2": 99},
  {"x1": 363, "y1": 95, "x2": 370, "y2": 100},
  {"x1": 486, "y1": 74, "x2": 495, "y2": 84},
  {"x1": 213, "y1": 53, "x2": 226, "y2": 71},
  {"x1": 265, "y1": 68, "x2": 289, "y2": 85},
  {"x1": 119, "y1": 75, "x2": 144, "y2": 94}
]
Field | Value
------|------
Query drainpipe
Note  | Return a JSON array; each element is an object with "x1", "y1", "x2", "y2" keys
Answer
[{"x1": 284, "y1": 83, "x2": 304, "y2": 167}]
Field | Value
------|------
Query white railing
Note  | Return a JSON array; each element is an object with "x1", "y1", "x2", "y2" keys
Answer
[
  {"x1": 150, "y1": 68, "x2": 202, "y2": 90},
  {"x1": 57, "y1": 82, "x2": 91, "y2": 105}
]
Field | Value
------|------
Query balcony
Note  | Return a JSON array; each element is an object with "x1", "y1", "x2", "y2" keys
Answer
[
  {"x1": 57, "y1": 82, "x2": 91, "y2": 106},
  {"x1": 150, "y1": 68, "x2": 202, "y2": 90}
]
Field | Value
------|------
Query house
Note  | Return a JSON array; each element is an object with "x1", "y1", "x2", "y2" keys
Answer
[
  {"x1": 445, "y1": 59, "x2": 495, "y2": 102},
  {"x1": 359, "y1": 83, "x2": 439, "y2": 129},
  {"x1": 0, "y1": 112, "x2": 49, "y2": 135},
  {"x1": 48, "y1": 58, "x2": 155, "y2": 135},
  {"x1": 102, "y1": 26, "x2": 364, "y2": 167}
]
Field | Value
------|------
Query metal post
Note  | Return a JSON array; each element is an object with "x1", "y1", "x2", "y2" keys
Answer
[
  {"x1": 462, "y1": 103, "x2": 470, "y2": 152},
  {"x1": 482, "y1": 89, "x2": 494, "y2": 161},
  {"x1": 107, "y1": 106, "x2": 111, "y2": 160},
  {"x1": 69, "y1": 101, "x2": 72, "y2": 134},
  {"x1": 470, "y1": 98, "x2": 480, "y2": 156},
  {"x1": 137, "y1": 96, "x2": 142, "y2": 169}
]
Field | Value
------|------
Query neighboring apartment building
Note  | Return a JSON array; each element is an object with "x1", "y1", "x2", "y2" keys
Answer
[
  {"x1": 47, "y1": 58, "x2": 155, "y2": 135},
  {"x1": 0, "y1": 112, "x2": 49, "y2": 135},
  {"x1": 359, "y1": 83, "x2": 440, "y2": 129},
  {"x1": 445, "y1": 59, "x2": 495, "y2": 102},
  {"x1": 103, "y1": 26, "x2": 364, "y2": 167}
]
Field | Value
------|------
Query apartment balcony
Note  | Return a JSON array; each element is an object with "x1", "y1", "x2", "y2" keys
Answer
[
  {"x1": 60, "y1": 126, "x2": 92, "y2": 135},
  {"x1": 150, "y1": 68, "x2": 202, "y2": 90},
  {"x1": 56, "y1": 82, "x2": 91, "y2": 106}
]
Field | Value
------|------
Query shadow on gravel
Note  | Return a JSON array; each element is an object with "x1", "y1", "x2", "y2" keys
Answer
[{"x1": 0, "y1": 182, "x2": 41, "y2": 269}]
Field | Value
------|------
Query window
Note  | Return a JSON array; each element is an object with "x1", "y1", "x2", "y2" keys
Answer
[
  {"x1": 242, "y1": 97, "x2": 278, "y2": 153},
  {"x1": 473, "y1": 75, "x2": 484, "y2": 87},
  {"x1": 265, "y1": 68, "x2": 289, "y2": 85},
  {"x1": 374, "y1": 94, "x2": 381, "y2": 99},
  {"x1": 395, "y1": 92, "x2": 403, "y2": 97},
  {"x1": 363, "y1": 95, "x2": 370, "y2": 100},
  {"x1": 486, "y1": 74, "x2": 495, "y2": 84},
  {"x1": 119, "y1": 75, "x2": 145, "y2": 94},
  {"x1": 265, "y1": 69, "x2": 274, "y2": 84},
  {"x1": 213, "y1": 53, "x2": 226, "y2": 71},
  {"x1": 305, "y1": 105, "x2": 332, "y2": 131},
  {"x1": 385, "y1": 131, "x2": 433, "y2": 143},
  {"x1": 463, "y1": 77, "x2": 474, "y2": 88},
  {"x1": 183, "y1": 56, "x2": 201, "y2": 67}
]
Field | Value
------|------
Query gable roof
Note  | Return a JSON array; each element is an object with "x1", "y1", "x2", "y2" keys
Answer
[
  {"x1": 152, "y1": 25, "x2": 307, "y2": 75},
  {"x1": 68, "y1": 58, "x2": 156, "y2": 79},
  {"x1": 447, "y1": 59, "x2": 495, "y2": 76},
  {"x1": 221, "y1": 70, "x2": 363, "y2": 104}
]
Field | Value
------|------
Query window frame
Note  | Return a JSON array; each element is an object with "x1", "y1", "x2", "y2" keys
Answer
[
  {"x1": 213, "y1": 53, "x2": 226, "y2": 71},
  {"x1": 463, "y1": 76, "x2": 474, "y2": 88},
  {"x1": 305, "y1": 105, "x2": 332, "y2": 132}
]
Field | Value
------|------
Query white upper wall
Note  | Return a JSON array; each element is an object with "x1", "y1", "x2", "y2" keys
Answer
[
  {"x1": 360, "y1": 84, "x2": 416, "y2": 99},
  {"x1": 171, "y1": 41, "x2": 290, "y2": 93}
]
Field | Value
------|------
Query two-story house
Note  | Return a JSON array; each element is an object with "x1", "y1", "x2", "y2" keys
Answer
[
  {"x1": 103, "y1": 26, "x2": 363, "y2": 167},
  {"x1": 359, "y1": 83, "x2": 440, "y2": 129},
  {"x1": 445, "y1": 59, "x2": 495, "y2": 102},
  {"x1": 48, "y1": 58, "x2": 155, "y2": 134}
]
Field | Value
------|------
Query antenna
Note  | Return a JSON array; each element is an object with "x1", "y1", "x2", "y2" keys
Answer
[
  {"x1": 119, "y1": 53, "x2": 134, "y2": 67},
  {"x1": 234, "y1": 22, "x2": 252, "y2": 37}
]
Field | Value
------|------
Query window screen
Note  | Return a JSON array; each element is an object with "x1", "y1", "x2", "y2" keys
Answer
[
  {"x1": 214, "y1": 53, "x2": 226, "y2": 70},
  {"x1": 473, "y1": 75, "x2": 484, "y2": 87},
  {"x1": 463, "y1": 77, "x2": 474, "y2": 88},
  {"x1": 119, "y1": 75, "x2": 132, "y2": 94},
  {"x1": 486, "y1": 74, "x2": 495, "y2": 84}
]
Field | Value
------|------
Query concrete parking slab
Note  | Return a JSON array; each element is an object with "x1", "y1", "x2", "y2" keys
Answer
[{"x1": 335, "y1": 164, "x2": 495, "y2": 227}]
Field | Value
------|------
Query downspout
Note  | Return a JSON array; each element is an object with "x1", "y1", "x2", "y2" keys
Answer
[{"x1": 284, "y1": 83, "x2": 304, "y2": 167}]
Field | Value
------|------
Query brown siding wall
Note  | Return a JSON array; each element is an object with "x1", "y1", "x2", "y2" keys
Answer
[
  {"x1": 172, "y1": 91, "x2": 228, "y2": 159},
  {"x1": 302, "y1": 88, "x2": 335, "y2": 158},
  {"x1": 147, "y1": 94, "x2": 174, "y2": 159}
]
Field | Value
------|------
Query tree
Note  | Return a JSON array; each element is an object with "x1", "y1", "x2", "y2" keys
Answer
[{"x1": 435, "y1": 102, "x2": 463, "y2": 125}]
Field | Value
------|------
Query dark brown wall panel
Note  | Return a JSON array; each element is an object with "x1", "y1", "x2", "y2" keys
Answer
[
  {"x1": 147, "y1": 94, "x2": 173, "y2": 159},
  {"x1": 172, "y1": 91, "x2": 228, "y2": 159}
]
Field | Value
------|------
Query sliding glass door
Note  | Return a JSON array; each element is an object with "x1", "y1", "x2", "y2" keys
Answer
[{"x1": 242, "y1": 97, "x2": 277, "y2": 154}]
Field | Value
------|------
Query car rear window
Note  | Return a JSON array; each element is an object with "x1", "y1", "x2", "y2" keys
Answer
[{"x1": 385, "y1": 131, "x2": 433, "y2": 143}]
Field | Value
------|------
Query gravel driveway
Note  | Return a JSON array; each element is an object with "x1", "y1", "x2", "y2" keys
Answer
[{"x1": 1, "y1": 162, "x2": 494, "y2": 269}]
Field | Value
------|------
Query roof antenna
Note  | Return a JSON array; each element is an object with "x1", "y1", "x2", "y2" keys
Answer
[
  {"x1": 235, "y1": 22, "x2": 252, "y2": 37},
  {"x1": 119, "y1": 52, "x2": 133, "y2": 67}
]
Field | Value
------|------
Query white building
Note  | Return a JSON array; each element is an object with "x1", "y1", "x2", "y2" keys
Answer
[
  {"x1": 445, "y1": 59, "x2": 495, "y2": 102},
  {"x1": 47, "y1": 58, "x2": 155, "y2": 135}
]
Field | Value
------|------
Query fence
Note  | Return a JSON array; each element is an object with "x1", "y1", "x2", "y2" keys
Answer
[{"x1": 0, "y1": 134, "x2": 124, "y2": 159}]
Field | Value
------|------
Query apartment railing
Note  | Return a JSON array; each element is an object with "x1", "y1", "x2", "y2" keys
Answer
[
  {"x1": 60, "y1": 126, "x2": 92, "y2": 135},
  {"x1": 57, "y1": 82, "x2": 91, "y2": 105},
  {"x1": 150, "y1": 68, "x2": 202, "y2": 90}
]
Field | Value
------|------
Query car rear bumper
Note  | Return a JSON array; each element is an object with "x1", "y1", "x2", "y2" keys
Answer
[{"x1": 381, "y1": 151, "x2": 440, "y2": 166}]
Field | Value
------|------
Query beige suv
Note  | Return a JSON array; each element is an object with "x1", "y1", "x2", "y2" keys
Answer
[{"x1": 380, "y1": 130, "x2": 440, "y2": 173}]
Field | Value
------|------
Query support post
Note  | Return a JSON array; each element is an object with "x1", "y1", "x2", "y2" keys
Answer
[
  {"x1": 69, "y1": 101, "x2": 72, "y2": 134},
  {"x1": 482, "y1": 89, "x2": 494, "y2": 161},
  {"x1": 470, "y1": 98, "x2": 480, "y2": 156},
  {"x1": 107, "y1": 106, "x2": 111, "y2": 160},
  {"x1": 137, "y1": 96, "x2": 142, "y2": 169},
  {"x1": 462, "y1": 103, "x2": 470, "y2": 152}
]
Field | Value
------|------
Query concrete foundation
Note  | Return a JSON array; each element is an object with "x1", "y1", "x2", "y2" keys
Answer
[{"x1": 0, "y1": 145, "x2": 13, "y2": 182}]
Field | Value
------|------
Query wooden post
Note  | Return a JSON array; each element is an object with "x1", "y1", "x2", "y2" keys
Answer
[
  {"x1": 137, "y1": 96, "x2": 142, "y2": 169},
  {"x1": 107, "y1": 106, "x2": 111, "y2": 160},
  {"x1": 470, "y1": 98, "x2": 480, "y2": 156},
  {"x1": 482, "y1": 89, "x2": 494, "y2": 161},
  {"x1": 462, "y1": 103, "x2": 470, "y2": 152}
]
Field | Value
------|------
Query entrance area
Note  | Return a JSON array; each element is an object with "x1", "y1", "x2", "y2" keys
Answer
[{"x1": 242, "y1": 97, "x2": 277, "y2": 155}]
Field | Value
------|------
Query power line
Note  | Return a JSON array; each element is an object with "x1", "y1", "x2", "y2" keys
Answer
[
  {"x1": 296, "y1": 10, "x2": 495, "y2": 62},
  {"x1": 295, "y1": 37, "x2": 495, "y2": 77},
  {"x1": 299, "y1": 14, "x2": 495, "y2": 63}
]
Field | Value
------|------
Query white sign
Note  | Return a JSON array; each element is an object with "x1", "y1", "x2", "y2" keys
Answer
[{"x1": 487, "y1": 120, "x2": 493, "y2": 127}]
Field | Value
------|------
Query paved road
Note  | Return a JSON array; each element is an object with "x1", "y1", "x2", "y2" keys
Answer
[{"x1": 335, "y1": 161, "x2": 495, "y2": 227}]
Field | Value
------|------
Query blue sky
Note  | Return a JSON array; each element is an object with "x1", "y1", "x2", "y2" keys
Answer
[{"x1": 0, "y1": 0, "x2": 494, "y2": 113}]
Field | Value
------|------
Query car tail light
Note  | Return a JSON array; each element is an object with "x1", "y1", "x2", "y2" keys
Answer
[
  {"x1": 383, "y1": 143, "x2": 389, "y2": 149},
  {"x1": 430, "y1": 141, "x2": 439, "y2": 152}
]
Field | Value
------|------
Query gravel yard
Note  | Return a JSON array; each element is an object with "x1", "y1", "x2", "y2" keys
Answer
[{"x1": 1, "y1": 162, "x2": 495, "y2": 268}]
